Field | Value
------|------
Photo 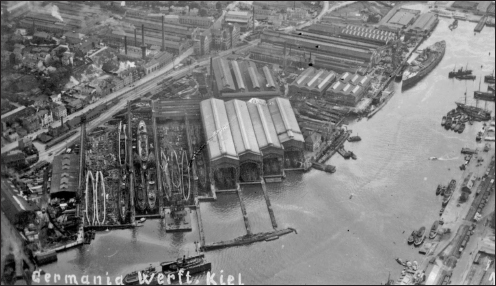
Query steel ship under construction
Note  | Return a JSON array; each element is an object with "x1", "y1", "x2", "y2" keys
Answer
[{"x1": 402, "y1": 40, "x2": 446, "y2": 90}]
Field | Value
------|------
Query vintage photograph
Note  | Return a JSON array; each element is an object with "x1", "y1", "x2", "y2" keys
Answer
[{"x1": 0, "y1": 0, "x2": 494, "y2": 285}]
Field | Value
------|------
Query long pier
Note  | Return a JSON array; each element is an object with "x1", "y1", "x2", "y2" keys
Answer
[
  {"x1": 260, "y1": 180, "x2": 278, "y2": 229},
  {"x1": 236, "y1": 184, "x2": 252, "y2": 236},
  {"x1": 195, "y1": 200, "x2": 206, "y2": 248},
  {"x1": 184, "y1": 115, "x2": 198, "y2": 199}
]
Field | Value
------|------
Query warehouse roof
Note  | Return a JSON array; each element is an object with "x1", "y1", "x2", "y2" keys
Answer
[
  {"x1": 50, "y1": 154, "x2": 80, "y2": 197},
  {"x1": 290, "y1": 67, "x2": 336, "y2": 92},
  {"x1": 246, "y1": 100, "x2": 282, "y2": 150},
  {"x1": 213, "y1": 58, "x2": 236, "y2": 92},
  {"x1": 262, "y1": 66, "x2": 275, "y2": 89},
  {"x1": 225, "y1": 99, "x2": 261, "y2": 158},
  {"x1": 231, "y1": 61, "x2": 246, "y2": 90},
  {"x1": 388, "y1": 10, "x2": 416, "y2": 26},
  {"x1": 1, "y1": 179, "x2": 39, "y2": 225},
  {"x1": 409, "y1": 13, "x2": 437, "y2": 31},
  {"x1": 200, "y1": 98, "x2": 238, "y2": 164},
  {"x1": 268, "y1": 97, "x2": 304, "y2": 144}
]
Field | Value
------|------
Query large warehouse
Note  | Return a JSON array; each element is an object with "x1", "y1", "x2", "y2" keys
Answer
[
  {"x1": 211, "y1": 57, "x2": 282, "y2": 99},
  {"x1": 200, "y1": 97, "x2": 303, "y2": 190},
  {"x1": 288, "y1": 67, "x2": 337, "y2": 98},
  {"x1": 50, "y1": 154, "x2": 80, "y2": 199}
]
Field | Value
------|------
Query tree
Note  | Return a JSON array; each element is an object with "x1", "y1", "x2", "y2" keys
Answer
[
  {"x1": 190, "y1": 2, "x2": 200, "y2": 10},
  {"x1": 199, "y1": 8, "x2": 208, "y2": 17},
  {"x1": 216, "y1": 1, "x2": 222, "y2": 10}
]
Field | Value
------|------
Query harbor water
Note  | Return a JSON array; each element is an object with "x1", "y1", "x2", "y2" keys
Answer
[{"x1": 41, "y1": 15, "x2": 495, "y2": 285}]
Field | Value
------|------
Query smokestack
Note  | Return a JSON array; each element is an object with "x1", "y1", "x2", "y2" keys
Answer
[
  {"x1": 252, "y1": 6, "x2": 255, "y2": 35},
  {"x1": 162, "y1": 15, "x2": 165, "y2": 52},
  {"x1": 134, "y1": 28, "x2": 137, "y2": 46},
  {"x1": 124, "y1": 36, "x2": 127, "y2": 55},
  {"x1": 141, "y1": 24, "x2": 146, "y2": 59}
]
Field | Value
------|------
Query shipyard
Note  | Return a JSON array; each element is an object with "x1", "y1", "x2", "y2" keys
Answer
[{"x1": 1, "y1": 1, "x2": 495, "y2": 285}]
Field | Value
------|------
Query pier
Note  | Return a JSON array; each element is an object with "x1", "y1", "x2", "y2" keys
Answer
[
  {"x1": 151, "y1": 101, "x2": 163, "y2": 208},
  {"x1": 236, "y1": 184, "x2": 253, "y2": 236},
  {"x1": 127, "y1": 101, "x2": 136, "y2": 224},
  {"x1": 184, "y1": 115, "x2": 198, "y2": 198},
  {"x1": 83, "y1": 223, "x2": 137, "y2": 231},
  {"x1": 260, "y1": 180, "x2": 278, "y2": 229},
  {"x1": 474, "y1": 16, "x2": 487, "y2": 33},
  {"x1": 195, "y1": 200, "x2": 206, "y2": 248}
]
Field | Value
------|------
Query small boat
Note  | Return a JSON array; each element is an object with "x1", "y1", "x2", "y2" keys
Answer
[
  {"x1": 429, "y1": 221, "x2": 439, "y2": 239},
  {"x1": 414, "y1": 226, "x2": 425, "y2": 246},
  {"x1": 139, "y1": 218, "x2": 147, "y2": 223},
  {"x1": 396, "y1": 258, "x2": 405, "y2": 266},
  {"x1": 348, "y1": 135, "x2": 362, "y2": 142},
  {"x1": 265, "y1": 236, "x2": 279, "y2": 241},
  {"x1": 429, "y1": 157, "x2": 438, "y2": 160},
  {"x1": 407, "y1": 231, "x2": 416, "y2": 245},
  {"x1": 454, "y1": 74, "x2": 476, "y2": 80},
  {"x1": 440, "y1": 185, "x2": 446, "y2": 196},
  {"x1": 351, "y1": 152, "x2": 357, "y2": 160},
  {"x1": 458, "y1": 123, "x2": 466, "y2": 133},
  {"x1": 445, "y1": 117, "x2": 452, "y2": 129},
  {"x1": 441, "y1": 116, "x2": 446, "y2": 126},
  {"x1": 435, "y1": 184, "x2": 441, "y2": 196}
]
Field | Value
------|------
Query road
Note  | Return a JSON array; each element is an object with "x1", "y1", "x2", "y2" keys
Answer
[{"x1": 15, "y1": 38, "x2": 262, "y2": 165}]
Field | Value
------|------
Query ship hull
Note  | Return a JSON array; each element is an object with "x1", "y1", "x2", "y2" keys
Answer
[
  {"x1": 402, "y1": 41, "x2": 446, "y2": 90},
  {"x1": 455, "y1": 102, "x2": 492, "y2": 121},
  {"x1": 474, "y1": 91, "x2": 495, "y2": 102}
]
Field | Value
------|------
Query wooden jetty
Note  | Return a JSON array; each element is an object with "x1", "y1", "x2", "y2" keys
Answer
[
  {"x1": 474, "y1": 16, "x2": 487, "y2": 33},
  {"x1": 260, "y1": 180, "x2": 278, "y2": 229}
]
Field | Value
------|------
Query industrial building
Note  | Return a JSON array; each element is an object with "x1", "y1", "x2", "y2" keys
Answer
[
  {"x1": 260, "y1": 30, "x2": 378, "y2": 73},
  {"x1": 339, "y1": 25, "x2": 397, "y2": 46},
  {"x1": 50, "y1": 154, "x2": 80, "y2": 199},
  {"x1": 406, "y1": 13, "x2": 439, "y2": 36},
  {"x1": 178, "y1": 15, "x2": 214, "y2": 28},
  {"x1": 380, "y1": 8, "x2": 420, "y2": 31},
  {"x1": 193, "y1": 29, "x2": 212, "y2": 56},
  {"x1": 211, "y1": 23, "x2": 240, "y2": 50},
  {"x1": 225, "y1": 11, "x2": 252, "y2": 32},
  {"x1": 325, "y1": 72, "x2": 372, "y2": 107},
  {"x1": 200, "y1": 97, "x2": 303, "y2": 189},
  {"x1": 1, "y1": 179, "x2": 39, "y2": 227},
  {"x1": 211, "y1": 57, "x2": 282, "y2": 99},
  {"x1": 288, "y1": 67, "x2": 337, "y2": 98},
  {"x1": 123, "y1": 15, "x2": 199, "y2": 40},
  {"x1": 249, "y1": 43, "x2": 316, "y2": 70}
]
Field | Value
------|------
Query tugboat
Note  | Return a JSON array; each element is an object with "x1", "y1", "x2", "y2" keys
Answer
[
  {"x1": 138, "y1": 121, "x2": 149, "y2": 169},
  {"x1": 429, "y1": 221, "x2": 439, "y2": 239},
  {"x1": 449, "y1": 63, "x2": 472, "y2": 78},
  {"x1": 407, "y1": 231, "x2": 417, "y2": 245},
  {"x1": 414, "y1": 226, "x2": 426, "y2": 246},
  {"x1": 348, "y1": 135, "x2": 362, "y2": 142},
  {"x1": 455, "y1": 74, "x2": 476, "y2": 80},
  {"x1": 402, "y1": 41, "x2": 446, "y2": 90},
  {"x1": 123, "y1": 254, "x2": 211, "y2": 285},
  {"x1": 441, "y1": 116, "x2": 446, "y2": 126},
  {"x1": 435, "y1": 184, "x2": 442, "y2": 196}
]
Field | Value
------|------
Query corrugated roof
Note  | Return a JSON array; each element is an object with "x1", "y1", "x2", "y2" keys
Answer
[
  {"x1": 50, "y1": 154, "x2": 80, "y2": 196},
  {"x1": 231, "y1": 61, "x2": 246, "y2": 90},
  {"x1": 295, "y1": 67, "x2": 315, "y2": 85},
  {"x1": 225, "y1": 99, "x2": 261, "y2": 157},
  {"x1": 213, "y1": 58, "x2": 236, "y2": 92},
  {"x1": 200, "y1": 98, "x2": 238, "y2": 162},
  {"x1": 317, "y1": 72, "x2": 336, "y2": 90},
  {"x1": 307, "y1": 70, "x2": 324, "y2": 87},
  {"x1": 268, "y1": 97, "x2": 304, "y2": 143},
  {"x1": 246, "y1": 100, "x2": 282, "y2": 150},
  {"x1": 248, "y1": 66, "x2": 260, "y2": 89},
  {"x1": 263, "y1": 66, "x2": 275, "y2": 88}
]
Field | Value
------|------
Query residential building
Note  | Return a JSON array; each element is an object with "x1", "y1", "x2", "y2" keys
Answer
[
  {"x1": 33, "y1": 31, "x2": 51, "y2": 41},
  {"x1": 51, "y1": 104, "x2": 67, "y2": 120},
  {"x1": 3, "y1": 150, "x2": 27, "y2": 167},
  {"x1": 67, "y1": 99, "x2": 83, "y2": 114},
  {"x1": 37, "y1": 109, "x2": 53, "y2": 128},
  {"x1": 50, "y1": 93, "x2": 62, "y2": 104},
  {"x1": 16, "y1": 126, "x2": 28, "y2": 138},
  {"x1": 21, "y1": 115, "x2": 40, "y2": 133}
]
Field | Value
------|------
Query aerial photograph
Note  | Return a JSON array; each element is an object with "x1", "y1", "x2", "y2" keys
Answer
[{"x1": 0, "y1": 0, "x2": 494, "y2": 285}]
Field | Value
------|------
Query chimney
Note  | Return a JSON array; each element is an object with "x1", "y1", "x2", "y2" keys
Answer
[
  {"x1": 134, "y1": 28, "x2": 137, "y2": 46},
  {"x1": 141, "y1": 24, "x2": 146, "y2": 59},
  {"x1": 162, "y1": 15, "x2": 165, "y2": 52},
  {"x1": 252, "y1": 6, "x2": 255, "y2": 35},
  {"x1": 124, "y1": 36, "x2": 127, "y2": 55}
]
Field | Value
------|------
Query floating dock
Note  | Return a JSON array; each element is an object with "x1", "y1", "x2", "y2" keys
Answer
[
  {"x1": 83, "y1": 223, "x2": 137, "y2": 231},
  {"x1": 201, "y1": 228, "x2": 296, "y2": 251},
  {"x1": 164, "y1": 207, "x2": 193, "y2": 232},
  {"x1": 237, "y1": 184, "x2": 252, "y2": 236}
]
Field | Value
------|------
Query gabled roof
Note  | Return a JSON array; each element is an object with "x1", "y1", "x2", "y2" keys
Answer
[
  {"x1": 225, "y1": 99, "x2": 261, "y2": 158},
  {"x1": 267, "y1": 97, "x2": 304, "y2": 144}
]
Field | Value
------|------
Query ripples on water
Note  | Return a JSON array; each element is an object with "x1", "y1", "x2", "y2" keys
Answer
[{"x1": 44, "y1": 15, "x2": 495, "y2": 285}]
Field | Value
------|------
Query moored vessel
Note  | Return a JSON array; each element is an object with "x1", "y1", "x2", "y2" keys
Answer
[
  {"x1": 429, "y1": 221, "x2": 439, "y2": 239},
  {"x1": 138, "y1": 121, "x2": 149, "y2": 168},
  {"x1": 407, "y1": 231, "x2": 416, "y2": 245},
  {"x1": 402, "y1": 41, "x2": 446, "y2": 90},
  {"x1": 441, "y1": 116, "x2": 446, "y2": 126},
  {"x1": 442, "y1": 179, "x2": 456, "y2": 207},
  {"x1": 119, "y1": 122, "x2": 127, "y2": 167},
  {"x1": 414, "y1": 226, "x2": 426, "y2": 246}
]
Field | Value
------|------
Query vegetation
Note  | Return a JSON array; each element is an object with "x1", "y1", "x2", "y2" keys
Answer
[{"x1": 491, "y1": 211, "x2": 495, "y2": 230}]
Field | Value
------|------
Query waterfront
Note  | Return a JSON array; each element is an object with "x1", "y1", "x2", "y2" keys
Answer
[{"x1": 38, "y1": 16, "x2": 495, "y2": 285}]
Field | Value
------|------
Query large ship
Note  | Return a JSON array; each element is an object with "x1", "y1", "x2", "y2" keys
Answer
[
  {"x1": 429, "y1": 220, "x2": 439, "y2": 239},
  {"x1": 456, "y1": 101, "x2": 492, "y2": 121},
  {"x1": 138, "y1": 121, "x2": 149, "y2": 168},
  {"x1": 474, "y1": 90, "x2": 495, "y2": 102},
  {"x1": 402, "y1": 41, "x2": 446, "y2": 90},
  {"x1": 123, "y1": 254, "x2": 211, "y2": 285},
  {"x1": 442, "y1": 179, "x2": 456, "y2": 207},
  {"x1": 484, "y1": 70, "x2": 495, "y2": 84},
  {"x1": 119, "y1": 122, "x2": 127, "y2": 167},
  {"x1": 414, "y1": 226, "x2": 425, "y2": 246},
  {"x1": 147, "y1": 167, "x2": 157, "y2": 211}
]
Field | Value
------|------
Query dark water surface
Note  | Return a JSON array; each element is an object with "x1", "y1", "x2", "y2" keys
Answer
[{"x1": 42, "y1": 14, "x2": 495, "y2": 285}]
